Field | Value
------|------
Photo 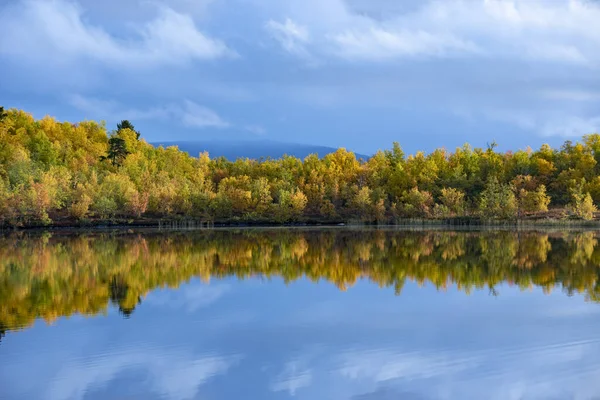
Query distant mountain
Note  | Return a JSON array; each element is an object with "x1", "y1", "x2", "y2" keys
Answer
[{"x1": 151, "y1": 140, "x2": 370, "y2": 160}]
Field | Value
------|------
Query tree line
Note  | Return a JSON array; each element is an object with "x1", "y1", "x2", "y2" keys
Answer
[
  {"x1": 1, "y1": 108, "x2": 600, "y2": 226},
  {"x1": 2, "y1": 229, "x2": 600, "y2": 333}
]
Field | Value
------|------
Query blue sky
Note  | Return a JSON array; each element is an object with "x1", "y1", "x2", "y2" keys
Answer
[{"x1": 1, "y1": 0, "x2": 600, "y2": 154}]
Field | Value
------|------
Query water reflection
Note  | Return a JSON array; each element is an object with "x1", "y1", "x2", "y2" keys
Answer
[
  {"x1": 2, "y1": 228, "x2": 600, "y2": 399},
  {"x1": 2, "y1": 228, "x2": 600, "y2": 332}
]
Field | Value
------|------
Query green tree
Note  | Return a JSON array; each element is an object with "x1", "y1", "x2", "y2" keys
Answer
[
  {"x1": 439, "y1": 188, "x2": 466, "y2": 217},
  {"x1": 352, "y1": 186, "x2": 373, "y2": 221},
  {"x1": 275, "y1": 189, "x2": 307, "y2": 222},
  {"x1": 117, "y1": 120, "x2": 141, "y2": 140},
  {"x1": 397, "y1": 187, "x2": 434, "y2": 218},
  {"x1": 101, "y1": 137, "x2": 130, "y2": 167},
  {"x1": 512, "y1": 175, "x2": 551, "y2": 216},
  {"x1": 0, "y1": 178, "x2": 14, "y2": 224},
  {"x1": 570, "y1": 179, "x2": 597, "y2": 220},
  {"x1": 479, "y1": 178, "x2": 518, "y2": 219},
  {"x1": 70, "y1": 183, "x2": 93, "y2": 220}
]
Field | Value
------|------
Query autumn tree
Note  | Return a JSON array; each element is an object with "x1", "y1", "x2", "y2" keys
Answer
[
  {"x1": 436, "y1": 187, "x2": 466, "y2": 218},
  {"x1": 512, "y1": 175, "x2": 551, "y2": 216},
  {"x1": 352, "y1": 186, "x2": 374, "y2": 221},
  {"x1": 274, "y1": 189, "x2": 307, "y2": 222},
  {"x1": 479, "y1": 177, "x2": 518, "y2": 219},
  {"x1": 117, "y1": 120, "x2": 141, "y2": 140},
  {"x1": 0, "y1": 178, "x2": 13, "y2": 224},
  {"x1": 5, "y1": 108, "x2": 600, "y2": 226},
  {"x1": 397, "y1": 187, "x2": 434, "y2": 218},
  {"x1": 570, "y1": 179, "x2": 597, "y2": 220}
]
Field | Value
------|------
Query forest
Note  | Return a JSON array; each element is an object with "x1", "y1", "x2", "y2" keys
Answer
[
  {"x1": 2, "y1": 229, "x2": 600, "y2": 335},
  {"x1": 1, "y1": 107, "x2": 600, "y2": 226}
]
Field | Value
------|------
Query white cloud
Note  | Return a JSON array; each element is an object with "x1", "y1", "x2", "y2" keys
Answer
[
  {"x1": 541, "y1": 116, "x2": 600, "y2": 137},
  {"x1": 181, "y1": 100, "x2": 230, "y2": 128},
  {"x1": 337, "y1": 348, "x2": 477, "y2": 383},
  {"x1": 68, "y1": 94, "x2": 173, "y2": 121},
  {"x1": 0, "y1": 0, "x2": 234, "y2": 68},
  {"x1": 68, "y1": 95, "x2": 230, "y2": 129},
  {"x1": 264, "y1": 0, "x2": 600, "y2": 65},
  {"x1": 330, "y1": 28, "x2": 479, "y2": 60},
  {"x1": 266, "y1": 18, "x2": 314, "y2": 62},
  {"x1": 331, "y1": 338, "x2": 600, "y2": 400},
  {"x1": 145, "y1": 284, "x2": 231, "y2": 312},
  {"x1": 480, "y1": 109, "x2": 600, "y2": 138},
  {"x1": 270, "y1": 361, "x2": 313, "y2": 396},
  {"x1": 46, "y1": 349, "x2": 239, "y2": 400}
]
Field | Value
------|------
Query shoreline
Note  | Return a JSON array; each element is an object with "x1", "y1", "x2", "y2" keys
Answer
[{"x1": 3, "y1": 216, "x2": 600, "y2": 232}]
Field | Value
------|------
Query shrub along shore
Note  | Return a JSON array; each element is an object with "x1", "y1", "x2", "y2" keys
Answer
[{"x1": 1, "y1": 107, "x2": 600, "y2": 228}]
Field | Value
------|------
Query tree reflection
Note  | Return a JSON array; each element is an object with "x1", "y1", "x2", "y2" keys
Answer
[
  {"x1": 0, "y1": 323, "x2": 5, "y2": 344},
  {"x1": 109, "y1": 276, "x2": 141, "y2": 318},
  {"x1": 2, "y1": 229, "x2": 600, "y2": 332}
]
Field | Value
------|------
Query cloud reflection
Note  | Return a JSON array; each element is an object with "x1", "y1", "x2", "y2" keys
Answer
[
  {"x1": 47, "y1": 348, "x2": 240, "y2": 400},
  {"x1": 145, "y1": 283, "x2": 231, "y2": 312}
]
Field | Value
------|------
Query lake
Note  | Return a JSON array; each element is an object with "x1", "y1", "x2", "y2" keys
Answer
[{"x1": 2, "y1": 228, "x2": 600, "y2": 399}]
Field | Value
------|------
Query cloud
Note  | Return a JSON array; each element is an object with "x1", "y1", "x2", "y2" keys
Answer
[
  {"x1": 46, "y1": 349, "x2": 239, "y2": 400},
  {"x1": 265, "y1": 18, "x2": 316, "y2": 63},
  {"x1": 337, "y1": 349, "x2": 477, "y2": 383},
  {"x1": 270, "y1": 361, "x2": 313, "y2": 396},
  {"x1": 480, "y1": 109, "x2": 600, "y2": 138},
  {"x1": 68, "y1": 94, "x2": 173, "y2": 121},
  {"x1": 330, "y1": 29, "x2": 479, "y2": 61},
  {"x1": 0, "y1": 0, "x2": 234, "y2": 69},
  {"x1": 541, "y1": 116, "x2": 600, "y2": 137},
  {"x1": 330, "y1": 338, "x2": 600, "y2": 400},
  {"x1": 68, "y1": 95, "x2": 230, "y2": 129},
  {"x1": 3, "y1": 0, "x2": 600, "y2": 148},
  {"x1": 541, "y1": 89, "x2": 600, "y2": 102},
  {"x1": 145, "y1": 284, "x2": 231, "y2": 312},
  {"x1": 181, "y1": 100, "x2": 230, "y2": 128},
  {"x1": 263, "y1": 0, "x2": 600, "y2": 65}
]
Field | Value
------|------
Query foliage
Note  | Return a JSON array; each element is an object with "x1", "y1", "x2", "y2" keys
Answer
[
  {"x1": 512, "y1": 175, "x2": 551, "y2": 215},
  {"x1": 478, "y1": 177, "x2": 518, "y2": 219},
  {"x1": 275, "y1": 189, "x2": 308, "y2": 222},
  {"x1": 570, "y1": 179, "x2": 597, "y2": 220},
  {"x1": 101, "y1": 137, "x2": 130, "y2": 167},
  {"x1": 2, "y1": 108, "x2": 600, "y2": 225},
  {"x1": 438, "y1": 187, "x2": 466, "y2": 217},
  {"x1": 117, "y1": 120, "x2": 141, "y2": 140},
  {"x1": 397, "y1": 187, "x2": 434, "y2": 218}
]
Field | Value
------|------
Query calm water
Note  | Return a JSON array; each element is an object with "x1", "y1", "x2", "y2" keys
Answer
[{"x1": 2, "y1": 228, "x2": 600, "y2": 399}]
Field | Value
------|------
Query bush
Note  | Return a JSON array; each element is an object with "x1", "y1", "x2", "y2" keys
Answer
[
  {"x1": 439, "y1": 188, "x2": 466, "y2": 217},
  {"x1": 397, "y1": 187, "x2": 434, "y2": 218},
  {"x1": 570, "y1": 181, "x2": 597, "y2": 220},
  {"x1": 479, "y1": 178, "x2": 518, "y2": 219}
]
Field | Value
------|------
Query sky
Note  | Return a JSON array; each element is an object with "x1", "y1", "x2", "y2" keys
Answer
[{"x1": 1, "y1": 0, "x2": 600, "y2": 154}]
